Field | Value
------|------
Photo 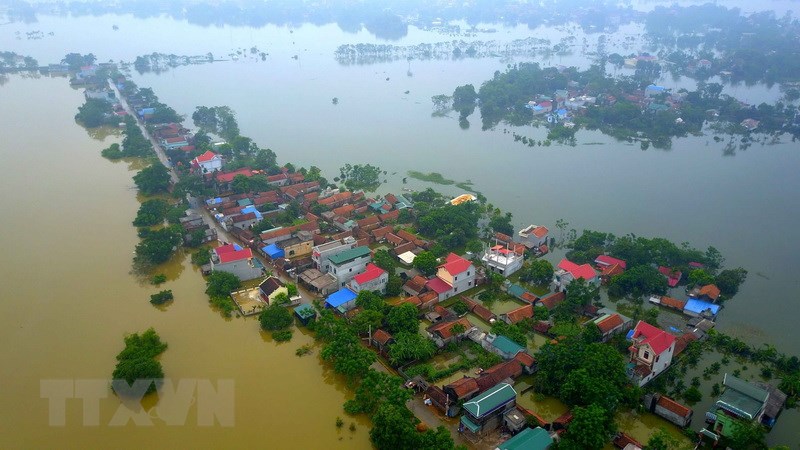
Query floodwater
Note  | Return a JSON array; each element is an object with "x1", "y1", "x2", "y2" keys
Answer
[
  {"x1": 0, "y1": 75, "x2": 370, "y2": 449},
  {"x1": 2, "y1": 9, "x2": 800, "y2": 447}
]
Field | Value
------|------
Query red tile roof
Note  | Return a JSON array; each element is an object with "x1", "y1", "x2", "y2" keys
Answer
[
  {"x1": 505, "y1": 304, "x2": 533, "y2": 324},
  {"x1": 318, "y1": 191, "x2": 352, "y2": 206},
  {"x1": 656, "y1": 395, "x2": 692, "y2": 418},
  {"x1": 601, "y1": 263, "x2": 625, "y2": 278},
  {"x1": 596, "y1": 314, "x2": 624, "y2": 334},
  {"x1": 194, "y1": 150, "x2": 219, "y2": 163},
  {"x1": 217, "y1": 247, "x2": 253, "y2": 264},
  {"x1": 660, "y1": 296, "x2": 687, "y2": 310},
  {"x1": 353, "y1": 263, "x2": 386, "y2": 285},
  {"x1": 447, "y1": 377, "x2": 479, "y2": 399},
  {"x1": 539, "y1": 291, "x2": 566, "y2": 310},
  {"x1": 698, "y1": 284, "x2": 721, "y2": 301},
  {"x1": 379, "y1": 210, "x2": 400, "y2": 222},
  {"x1": 521, "y1": 292, "x2": 539, "y2": 303},
  {"x1": 404, "y1": 275, "x2": 428, "y2": 294},
  {"x1": 357, "y1": 215, "x2": 381, "y2": 228},
  {"x1": 558, "y1": 258, "x2": 597, "y2": 280},
  {"x1": 530, "y1": 226, "x2": 548, "y2": 238},
  {"x1": 215, "y1": 167, "x2": 256, "y2": 183},
  {"x1": 372, "y1": 329, "x2": 394, "y2": 346},
  {"x1": 658, "y1": 266, "x2": 682, "y2": 287},
  {"x1": 513, "y1": 352, "x2": 535, "y2": 368},
  {"x1": 426, "y1": 277, "x2": 452, "y2": 294},
  {"x1": 631, "y1": 321, "x2": 675, "y2": 355},
  {"x1": 385, "y1": 233, "x2": 405, "y2": 246},
  {"x1": 430, "y1": 318, "x2": 473, "y2": 339},
  {"x1": 595, "y1": 255, "x2": 627, "y2": 269},
  {"x1": 439, "y1": 253, "x2": 472, "y2": 276}
]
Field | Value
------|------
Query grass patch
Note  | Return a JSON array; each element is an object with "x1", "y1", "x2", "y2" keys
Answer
[
  {"x1": 550, "y1": 322, "x2": 582, "y2": 338},
  {"x1": 407, "y1": 171, "x2": 455, "y2": 185}
]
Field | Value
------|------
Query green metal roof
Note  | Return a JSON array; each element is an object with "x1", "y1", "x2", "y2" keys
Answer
[
  {"x1": 460, "y1": 415, "x2": 481, "y2": 433},
  {"x1": 497, "y1": 427, "x2": 553, "y2": 450},
  {"x1": 491, "y1": 335, "x2": 524, "y2": 356},
  {"x1": 294, "y1": 304, "x2": 316, "y2": 319},
  {"x1": 717, "y1": 374, "x2": 769, "y2": 420},
  {"x1": 463, "y1": 382, "x2": 516, "y2": 419},
  {"x1": 328, "y1": 246, "x2": 371, "y2": 265}
]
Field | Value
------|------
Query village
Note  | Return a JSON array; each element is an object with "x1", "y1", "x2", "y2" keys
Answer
[{"x1": 66, "y1": 59, "x2": 791, "y2": 450}]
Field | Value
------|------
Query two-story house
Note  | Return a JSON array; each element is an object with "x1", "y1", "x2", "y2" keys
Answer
[
  {"x1": 312, "y1": 237, "x2": 357, "y2": 273},
  {"x1": 460, "y1": 383, "x2": 518, "y2": 437},
  {"x1": 518, "y1": 225, "x2": 549, "y2": 249},
  {"x1": 628, "y1": 321, "x2": 676, "y2": 386},
  {"x1": 191, "y1": 150, "x2": 223, "y2": 174},
  {"x1": 328, "y1": 246, "x2": 372, "y2": 287},
  {"x1": 554, "y1": 258, "x2": 599, "y2": 291},
  {"x1": 482, "y1": 245, "x2": 524, "y2": 276},
  {"x1": 210, "y1": 244, "x2": 264, "y2": 281},
  {"x1": 348, "y1": 263, "x2": 388, "y2": 294},
  {"x1": 426, "y1": 253, "x2": 476, "y2": 301}
]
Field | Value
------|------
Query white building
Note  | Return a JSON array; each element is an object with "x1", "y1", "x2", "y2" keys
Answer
[
  {"x1": 482, "y1": 245, "x2": 524, "y2": 276},
  {"x1": 518, "y1": 225, "x2": 549, "y2": 249},
  {"x1": 426, "y1": 253, "x2": 476, "y2": 301},
  {"x1": 554, "y1": 258, "x2": 599, "y2": 291},
  {"x1": 191, "y1": 150, "x2": 223, "y2": 174},
  {"x1": 628, "y1": 321, "x2": 676, "y2": 386},
  {"x1": 348, "y1": 263, "x2": 389, "y2": 294},
  {"x1": 210, "y1": 244, "x2": 264, "y2": 281},
  {"x1": 312, "y1": 237, "x2": 357, "y2": 273},
  {"x1": 328, "y1": 246, "x2": 372, "y2": 288}
]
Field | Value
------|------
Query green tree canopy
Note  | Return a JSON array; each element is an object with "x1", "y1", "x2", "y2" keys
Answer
[
  {"x1": 205, "y1": 271, "x2": 241, "y2": 297},
  {"x1": 520, "y1": 259, "x2": 554, "y2": 285},
  {"x1": 133, "y1": 164, "x2": 172, "y2": 196},
  {"x1": 386, "y1": 303, "x2": 420, "y2": 335},
  {"x1": 412, "y1": 251, "x2": 438, "y2": 276},
  {"x1": 387, "y1": 331, "x2": 436, "y2": 366},
  {"x1": 259, "y1": 304, "x2": 293, "y2": 331},
  {"x1": 344, "y1": 370, "x2": 411, "y2": 415},
  {"x1": 557, "y1": 404, "x2": 616, "y2": 450}
]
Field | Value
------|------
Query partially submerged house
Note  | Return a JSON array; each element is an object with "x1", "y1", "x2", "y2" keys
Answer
[
  {"x1": 643, "y1": 393, "x2": 693, "y2": 428},
  {"x1": 210, "y1": 244, "x2": 264, "y2": 281},
  {"x1": 460, "y1": 383, "x2": 517, "y2": 437},
  {"x1": 495, "y1": 426, "x2": 553, "y2": 450},
  {"x1": 627, "y1": 321, "x2": 676, "y2": 386},
  {"x1": 702, "y1": 374, "x2": 786, "y2": 442},
  {"x1": 518, "y1": 225, "x2": 549, "y2": 249},
  {"x1": 327, "y1": 246, "x2": 372, "y2": 288},
  {"x1": 554, "y1": 259, "x2": 598, "y2": 291},
  {"x1": 483, "y1": 334, "x2": 525, "y2": 360},
  {"x1": 427, "y1": 317, "x2": 475, "y2": 347},
  {"x1": 427, "y1": 253, "x2": 476, "y2": 301},
  {"x1": 482, "y1": 244, "x2": 524, "y2": 276},
  {"x1": 258, "y1": 276, "x2": 288, "y2": 305},
  {"x1": 348, "y1": 263, "x2": 388, "y2": 294}
]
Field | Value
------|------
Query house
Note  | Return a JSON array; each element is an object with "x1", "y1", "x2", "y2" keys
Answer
[
  {"x1": 683, "y1": 298, "x2": 721, "y2": 319},
  {"x1": 325, "y1": 288, "x2": 358, "y2": 312},
  {"x1": 495, "y1": 426, "x2": 553, "y2": 450},
  {"x1": 592, "y1": 313, "x2": 629, "y2": 342},
  {"x1": 503, "y1": 408, "x2": 528, "y2": 434},
  {"x1": 500, "y1": 304, "x2": 533, "y2": 325},
  {"x1": 312, "y1": 237, "x2": 357, "y2": 273},
  {"x1": 460, "y1": 383, "x2": 517, "y2": 437},
  {"x1": 444, "y1": 377, "x2": 480, "y2": 405},
  {"x1": 403, "y1": 275, "x2": 428, "y2": 296},
  {"x1": 427, "y1": 318, "x2": 475, "y2": 347},
  {"x1": 645, "y1": 85, "x2": 667, "y2": 98},
  {"x1": 693, "y1": 284, "x2": 721, "y2": 303},
  {"x1": 461, "y1": 296, "x2": 496, "y2": 323},
  {"x1": 328, "y1": 246, "x2": 372, "y2": 287},
  {"x1": 230, "y1": 212, "x2": 258, "y2": 230},
  {"x1": 627, "y1": 321, "x2": 676, "y2": 386},
  {"x1": 702, "y1": 374, "x2": 786, "y2": 441},
  {"x1": 162, "y1": 136, "x2": 189, "y2": 150},
  {"x1": 658, "y1": 266, "x2": 682, "y2": 287},
  {"x1": 594, "y1": 255, "x2": 627, "y2": 270},
  {"x1": 513, "y1": 352, "x2": 537, "y2": 374},
  {"x1": 427, "y1": 253, "x2": 476, "y2": 301},
  {"x1": 298, "y1": 268, "x2": 338, "y2": 295},
  {"x1": 483, "y1": 334, "x2": 525, "y2": 360},
  {"x1": 258, "y1": 277, "x2": 288, "y2": 305},
  {"x1": 599, "y1": 263, "x2": 625, "y2": 284},
  {"x1": 554, "y1": 259, "x2": 598, "y2": 291},
  {"x1": 643, "y1": 393, "x2": 693, "y2": 428},
  {"x1": 348, "y1": 263, "x2": 388, "y2": 294},
  {"x1": 210, "y1": 244, "x2": 264, "y2": 281},
  {"x1": 482, "y1": 245, "x2": 524, "y2": 276},
  {"x1": 741, "y1": 118, "x2": 760, "y2": 131},
  {"x1": 191, "y1": 150, "x2": 223, "y2": 174},
  {"x1": 293, "y1": 303, "x2": 317, "y2": 326},
  {"x1": 371, "y1": 329, "x2": 394, "y2": 353},
  {"x1": 518, "y1": 225, "x2": 548, "y2": 249},
  {"x1": 276, "y1": 231, "x2": 314, "y2": 259},
  {"x1": 537, "y1": 291, "x2": 566, "y2": 311},
  {"x1": 650, "y1": 296, "x2": 687, "y2": 311}
]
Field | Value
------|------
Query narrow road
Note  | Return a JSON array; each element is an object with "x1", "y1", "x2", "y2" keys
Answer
[{"x1": 108, "y1": 80, "x2": 179, "y2": 184}]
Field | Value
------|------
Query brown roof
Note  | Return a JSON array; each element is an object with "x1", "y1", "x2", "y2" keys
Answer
[
  {"x1": 660, "y1": 296, "x2": 687, "y2": 310},
  {"x1": 539, "y1": 291, "x2": 566, "y2": 310},
  {"x1": 332, "y1": 204, "x2": 355, "y2": 217},
  {"x1": 469, "y1": 300, "x2": 496, "y2": 322},
  {"x1": 379, "y1": 210, "x2": 400, "y2": 222},
  {"x1": 504, "y1": 304, "x2": 533, "y2": 324},
  {"x1": 446, "y1": 377, "x2": 479, "y2": 399},
  {"x1": 318, "y1": 191, "x2": 352, "y2": 206},
  {"x1": 404, "y1": 275, "x2": 428, "y2": 294},
  {"x1": 232, "y1": 212, "x2": 257, "y2": 223},
  {"x1": 385, "y1": 233, "x2": 405, "y2": 246},
  {"x1": 357, "y1": 215, "x2": 381, "y2": 229},
  {"x1": 384, "y1": 193, "x2": 398, "y2": 205},
  {"x1": 425, "y1": 385, "x2": 449, "y2": 411},
  {"x1": 513, "y1": 352, "x2": 535, "y2": 368},
  {"x1": 656, "y1": 395, "x2": 692, "y2": 418},
  {"x1": 372, "y1": 329, "x2": 394, "y2": 346},
  {"x1": 533, "y1": 321, "x2": 552, "y2": 334},
  {"x1": 596, "y1": 314, "x2": 624, "y2": 334},
  {"x1": 371, "y1": 225, "x2": 394, "y2": 240},
  {"x1": 601, "y1": 263, "x2": 625, "y2": 277},
  {"x1": 673, "y1": 332, "x2": 699, "y2": 357},
  {"x1": 397, "y1": 229, "x2": 420, "y2": 243},
  {"x1": 521, "y1": 292, "x2": 539, "y2": 303},
  {"x1": 477, "y1": 360, "x2": 523, "y2": 389},
  {"x1": 401, "y1": 296, "x2": 423, "y2": 307},
  {"x1": 418, "y1": 292, "x2": 439, "y2": 309},
  {"x1": 392, "y1": 242, "x2": 417, "y2": 256},
  {"x1": 430, "y1": 318, "x2": 473, "y2": 340},
  {"x1": 698, "y1": 284, "x2": 721, "y2": 301}
]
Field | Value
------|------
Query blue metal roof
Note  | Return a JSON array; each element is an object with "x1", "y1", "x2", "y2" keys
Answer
[
  {"x1": 325, "y1": 288, "x2": 357, "y2": 308},
  {"x1": 262, "y1": 244, "x2": 284, "y2": 259},
  {"x1": 684, "y1": 298, "x2": 721, "y2": 316}
]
